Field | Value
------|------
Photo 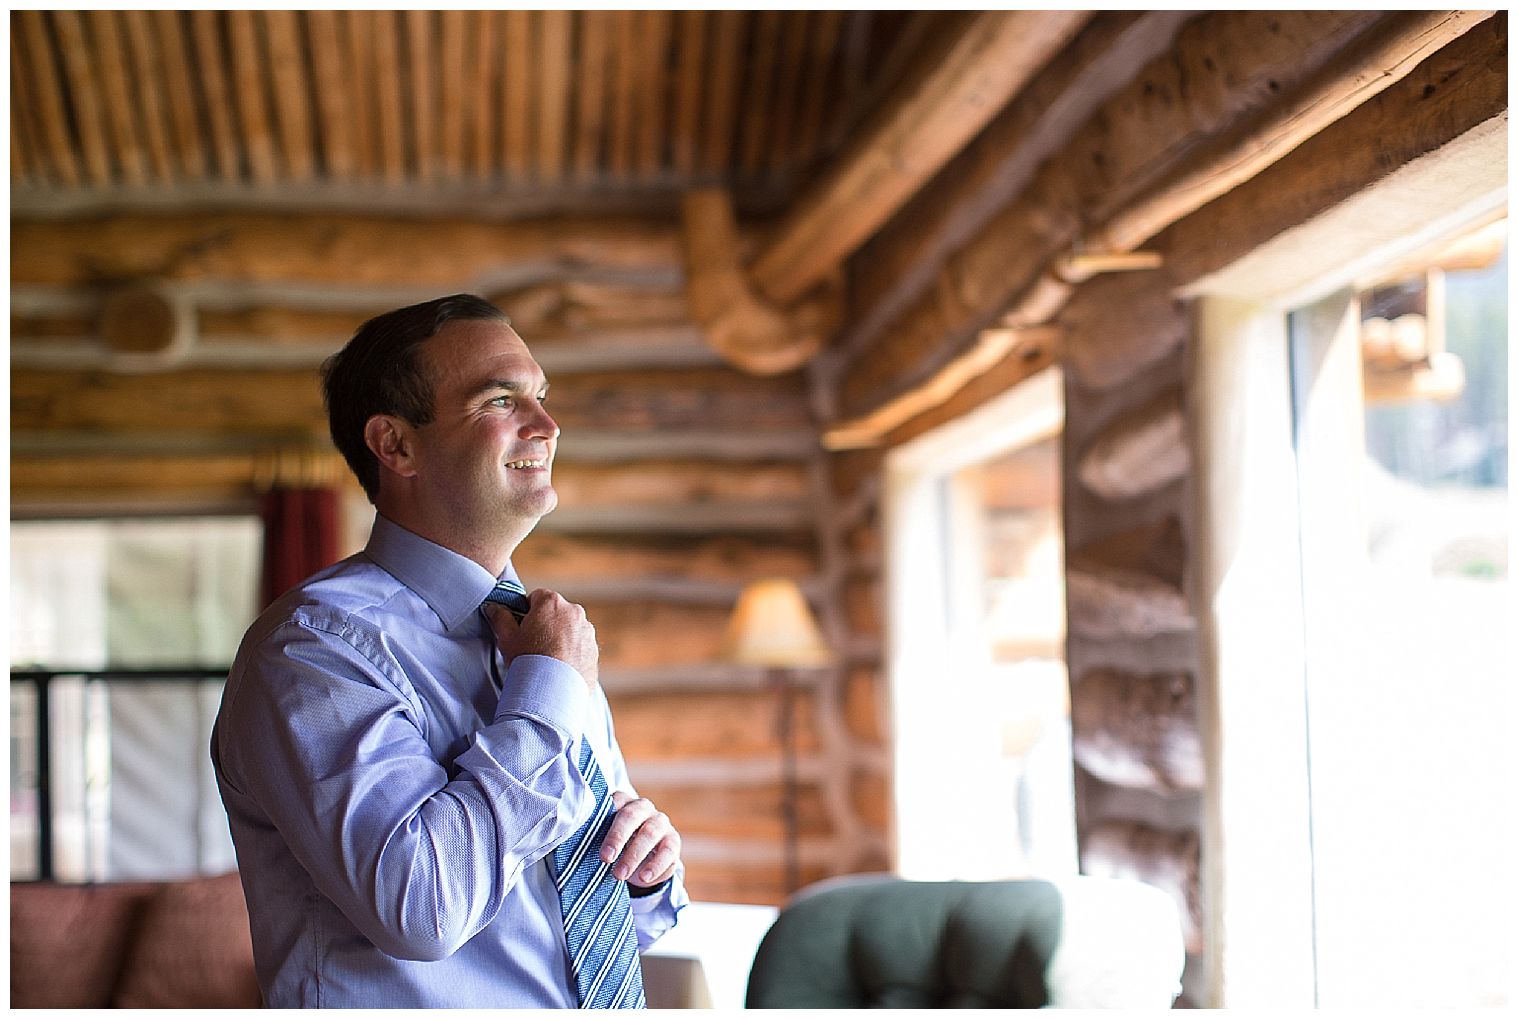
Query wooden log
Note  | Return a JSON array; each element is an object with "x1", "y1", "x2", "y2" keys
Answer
[
  {"x1": 1060, "y1": 270, "x2": 1189, "y2": 391},
  {"x1": 10, "y1": 364, "x2": 811, "y2": 436},
  {"x1": 468, "y1": 10, "x2": 499, "y2": 177},
  {"x1": 634, "y1": 10, "x2": 671, "y2": 181},
  {"x1": 265, "y1": 10, "x2": 315, "y2": 181},
  {"x1": 842, "y1": 667, "x2": 886, "y2": 746},
  {"x1": 738, "y1": 11, "x2": 783, "y2": 175},
  {"x1": 572, "y1": 11, "x2": 609, "y2": 180},
  {"x1": 189, "y1": 11, "x2": 241, "y2": 182},
  {"x1": 90, "y1": 11, "x2": 150, "y2": 185},
  {"x1": 845, "y1": 11, "x2": 1192, "y2": 362},
  {"x1": 1066, "y1": 516, "x2": 1186, "y2": 592},
  {"x1": 370, "y1": 11, "x2": 405, "y2": 183},
  {"x1": 226, "y1": 10, "x2": 277, "y2": 185},
  {"x1": 512, "y1": 533, "x2": 818, "y2": 588},
  {"x1": 502, "y1": 9, "x2": 531, "y2": 180},
  {"x1": 1065, "y1": 564, "x2": 1192, "y2": 642},
  {"x1": 1081, "y1": 820, "x2": 1202, "y2": 954},
  {"x1": 10, "y1": 213, "x2": 685, "y2": 287},
  {"x1": 670, "y1": 10, "x2": 707, "y2": 176},
  {"x1": 9, "y1": 450, "x2": 816, "y2": 516},
  {"x1": 153, "y1": 10, "x2": 208, "y2": 180},
  {"x1": 1074, "y1": 389, "x2": 1189, "y2": 501},
  {"x1": 50, "y1": 11, "x2": 113, "y2": 185},
  {"x1": 701, "y1": 11, "x2": 745, "y2": 175},
  {"x1": 680, "y1": 188, "x2": 843, "y2": 375},
  {"x1": 849, "y1": 766, "x2": 890, "y2": 830},
  {"x1": 748, "y1": 10, "x2": 1091, "y2": 306},
  {"x1": 1160, "y1": 14, "x2": 1510, "y2": 290},
  {"x1": 404, "y1": 11, "x2": 436, "y2": 184},
  {"x1": 629, "y1": 780, "x2": 833, "y2": 841},
  {"x1": 552, "y1": 460, "x2": 811, "y2": 508},
  {"x1": 1071, "y1": 669, "x2": 1203, "y2": 794},
  {"x1": 308, "y1": 9, "x2": 355, "y2": 179},
  {"x1": 342, "y1": 11, "x2": 379, "y2": 179},
  {"x1": 843, "y1": 576, "x2": 882, "y2": 638},
  {"x1": 1087, "y1": 10, "x2": 1495, "y2": 257},
  {"x1": 536, "y1": 10, "x2": 571, "y2": 180},
  {"x1": 16, "y1": 11, "x2": 83, "y2": 187},
  {"x1": 831, "y1": 11, "x2": 1479, "y2": 437},
  {"x1": 435, "y1": 11, "x2": 466, "y2": 180},
  {"x1": 606, "y1": 688, "x2": 822, "y2": 760}
]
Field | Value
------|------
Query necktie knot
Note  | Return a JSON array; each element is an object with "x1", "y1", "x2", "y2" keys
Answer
[{"x1": 483, "y1": 579, "x2": 530, "y2": 620}]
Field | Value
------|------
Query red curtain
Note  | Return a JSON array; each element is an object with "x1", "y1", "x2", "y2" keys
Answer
[{"x1": 259, "y1": 486, "x2": 340, "y2": 608}]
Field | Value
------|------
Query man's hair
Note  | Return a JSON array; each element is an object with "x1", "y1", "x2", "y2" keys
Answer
[{"x1": 321, "y1": 293, "x2": 509, "y2": 502}]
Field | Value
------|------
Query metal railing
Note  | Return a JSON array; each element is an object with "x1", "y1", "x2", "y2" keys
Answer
[{"x1": 9, "y1": 667, "x2": 230, "y2": 882}]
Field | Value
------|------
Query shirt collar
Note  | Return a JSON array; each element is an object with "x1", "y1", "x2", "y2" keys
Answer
[{"x1": 364, "y1": 514, "x2": 523, "y2": 632}]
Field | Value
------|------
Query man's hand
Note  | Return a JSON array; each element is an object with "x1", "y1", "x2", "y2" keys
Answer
[
  {"x1": 603, "y1": 790, "x2": 681, "y2": 892},
  {"x1": 483, "y1": 589, "x2": 599, "y2": 688}
]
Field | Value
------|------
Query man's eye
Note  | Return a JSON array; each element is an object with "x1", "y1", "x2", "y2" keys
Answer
[{"x1": 488, "y1": 396, "x2": 510, "y2": 408}]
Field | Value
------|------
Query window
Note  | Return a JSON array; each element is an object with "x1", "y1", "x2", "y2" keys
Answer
[
  {"x1": 9, "y1": 516, "x2": 260, "y2": 882},
  {"x1": 884, "y1": 366, "x2": 1078, "y2": 881},
  {"x1": 1288, "y1": 239, "x2": 1509, "y2": 1008},
  {"x1": 1191, "y1": 207, "x2": 1511, "y2": 1006}
]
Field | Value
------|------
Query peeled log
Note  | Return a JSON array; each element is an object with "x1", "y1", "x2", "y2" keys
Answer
[
  {"x1": 1071, "y1": 669, "x2": 1203, "y2": 793},
  {"x1": 1066, "y1": 564, "x2": 1192, "y2": 641},
  {"x1": 1060, "y1": 270, "x2": 1187, "y2": 390},
  {"x1": 680, "y1": 188, "x2": 842, "y2": 375},
  {"x1": 1082, "y1": 819, "x2": 1201, "y2": 954},
  {"x1": 1076, "y1": 389, "x2": 1189, "y2": 500}
]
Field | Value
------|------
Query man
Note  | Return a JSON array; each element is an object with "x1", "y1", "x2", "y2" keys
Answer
[{"x1": 211, "y1": 294, "x2": 686, "y2": 1008}]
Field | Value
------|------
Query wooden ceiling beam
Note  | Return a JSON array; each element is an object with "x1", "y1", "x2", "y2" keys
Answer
[
  {"x1": 537, "y1": 10, "x2": 572, "y2": 181},
  {"x1": 91, "y1": 11, "x2": 150, "y2": 187},
  {"x1": 671, "y1": 9, "x2": 707, "y2": 177},
  {"x1": 16, "y1": 11, "x2": 82, "y2": 187},
  {"x1": 437, "y1": 11, "x2": 466, "y2": 180},
  {"x1": 227, "y1": 9, "x2": 278, "y2": 186},
  {"x1": 823, "y1": 9, "x2": 1491, "y2": 447},
  {"x1": 190, "y1": 10, "x2": 242, "y2": 182},
  {"x1": 749, "y1": 10, "x2": 1091, "y2": 307},
  {"x1": 121, "y1": 11, "x2": 176, "y2": 182},
  {"x1": 502, "y1": 9, "x2": 533, "y2": 180},
  {"x1": 50, "y1": 11, "x2": 113, "y2": 185},
  {"x1": 468, "y1": 10, "x2": 498, "y2": 178},
  {"x1": 152, "y1": 11, "x2": 208, "y2": 180},
  {"x1": 341, "y1": 11, "x2": 378, "y2": 179},
  {"x1": 406, "y1": 10, "x2": 437, "y2": 185},
  {"x1": 635, "y1": 10, "x2": 672, "y2": 181},
  {"x1": 739, "y1": 11, "x2": 783, "y2": 176},
  {"x1": 307, "y1": 10, "x2": 355, "y2": 179},
  {"x1": 701, "y1": 11, "x2": 744, "y2": 176},
  {"x1": 371, "y1": 11, "x2": 406, "y2": 184},
  {"x1": 573, "y1": 11, "x2": 609, "y2": 182},
  {"x1": 840, "y1": 11, "x2": 1192, "y2": 367},
  {"x1": 266, "y1": 10, "x2": 315, "y2": 181}
]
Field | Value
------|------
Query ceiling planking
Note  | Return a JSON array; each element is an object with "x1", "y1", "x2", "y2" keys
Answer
[{"x1": 10, "y1": 9, "x2": 938, "y2": 219}]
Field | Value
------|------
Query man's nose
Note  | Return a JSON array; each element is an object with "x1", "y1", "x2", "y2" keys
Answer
[{"x1": 521, "y1": 404, "x2": 559, "y2": 441}]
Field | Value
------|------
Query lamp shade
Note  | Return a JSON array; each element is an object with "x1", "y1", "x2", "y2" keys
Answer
[{"x1": 720, "y1": 578, "x2": 836, "y2": 668}]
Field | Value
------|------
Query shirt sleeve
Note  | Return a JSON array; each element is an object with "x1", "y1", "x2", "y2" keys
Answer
[{"x1": 214, "y1": 616, "x2": 595, "y2": 963}]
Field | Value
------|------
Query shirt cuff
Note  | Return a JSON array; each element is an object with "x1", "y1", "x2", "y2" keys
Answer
[{"x1": 494, "y1": 653, "x2": 590, "y2": 736}]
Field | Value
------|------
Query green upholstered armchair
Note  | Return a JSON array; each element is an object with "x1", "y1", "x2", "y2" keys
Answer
[{"x1": 744, "y1": 875, "x2": 1185, "y2": 1008}]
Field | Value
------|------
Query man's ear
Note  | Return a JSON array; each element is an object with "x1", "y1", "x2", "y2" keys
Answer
[{"x1": 364, "y1": 414, "x2": 420, "y2": 479}]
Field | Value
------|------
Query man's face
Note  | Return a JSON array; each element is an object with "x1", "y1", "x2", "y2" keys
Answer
[{"x1": 406, "y1": 317, "x2": 559, "y2": 541}]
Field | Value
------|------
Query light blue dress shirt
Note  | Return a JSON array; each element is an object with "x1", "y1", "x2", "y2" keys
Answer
[{"x1": 211, "y1": 514, "x2": 687, "y2": 1007}]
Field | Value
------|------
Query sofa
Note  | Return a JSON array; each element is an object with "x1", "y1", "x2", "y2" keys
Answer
[
  {"x1": 745, "y1": 874, "x2": 1186, "y2": 1008},
  {"x1": 10, "y1": 871, "x2": 261, "y2": 1008}
]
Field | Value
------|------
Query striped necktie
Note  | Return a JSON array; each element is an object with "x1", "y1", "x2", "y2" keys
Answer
[{"x1": 483, "y1": 579, "x2": 647, "y2": 1009}]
